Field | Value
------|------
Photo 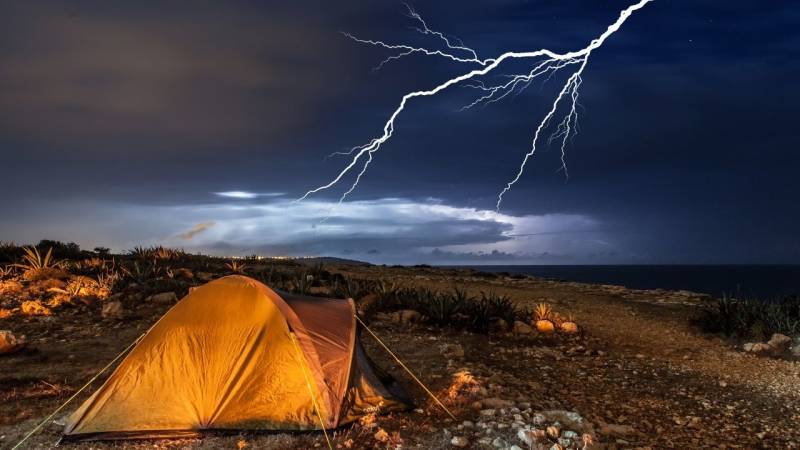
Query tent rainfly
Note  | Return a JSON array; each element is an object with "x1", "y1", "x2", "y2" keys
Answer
[{"x1": 62, "y1": 275, "x2": 410, "y2": 441}]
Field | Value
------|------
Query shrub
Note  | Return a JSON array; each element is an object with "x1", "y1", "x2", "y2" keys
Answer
[
  {"x1": 694, "y1": 295, "x2": 800, "y2": 340},
  {"x1": 36, "y1": 240, "x2": 83, "y2": 260}
]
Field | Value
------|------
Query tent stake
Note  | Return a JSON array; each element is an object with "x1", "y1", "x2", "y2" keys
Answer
[{"x1": 355, "y1": 315, "x2": 456, "y2": 420}]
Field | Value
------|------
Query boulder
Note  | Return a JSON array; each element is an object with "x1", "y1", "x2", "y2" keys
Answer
[
  {"x1": 744, "y1": 342, "x2": 774, "y2": 355},
  {"x1": 174, "y1": 268, "x2": 194, "y2": 280},
  {"x1": 391, "y1": 309, "x2": 422, "y2": 324},
  {"x1": 101, "y1": 301, "x2": 124, "y2": 320},
  {"x1": 767, "y1": 333, "x2": 792, "y2": 355},
  {"x1": 146, "y1": 292, "x2": 178, "y2": 304},
  {"x1": 512, "y1": 320, "x2": 534, "y2": 335},
  {"x1": 0, "y1": 330, "x2": 26, "y2": 355}
]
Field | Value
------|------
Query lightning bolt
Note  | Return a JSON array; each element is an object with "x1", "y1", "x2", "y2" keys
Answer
[{"x1": 298, "y1": 0, "x2": 653, "y2": 211}]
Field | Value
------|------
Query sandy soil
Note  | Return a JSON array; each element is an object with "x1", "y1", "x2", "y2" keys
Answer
[{"x1": 2, "y1": 265, "x2": 799, "y2": 449}]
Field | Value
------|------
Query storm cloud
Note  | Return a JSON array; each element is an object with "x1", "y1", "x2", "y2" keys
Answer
[{"x1": 0, "y1": 0, "x2": 797, "y2": 264}]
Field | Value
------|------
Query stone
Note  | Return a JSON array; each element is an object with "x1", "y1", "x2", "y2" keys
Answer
[
  {"x1": 440, "y1": 343, "x2": 465, "y2": 359},
  {"x1": 196, "y1": 272, "x2": 214, "y2": 282},
  {"x1": 450, "y1": 436, "x2": 469, "y2": 447},
  {"x1": 174, "y1": 268, "x2": 194, "y2": 280},
  {"x1": 512, "y1": 321, "x2": 534, "y2": 335},
  {"x1": 491, "y1": 437, "x2": 507, "y2": 448},
  {"x1": 482, "y1": 397, "x2": 513, "y2": 409},
  {"x1": 480, "y1": 409, "x2": 496, "y2": 417},
  {"x1": 101, "y1": 301, "x2": 124, "y2": 320},
  {"x1": 767, "y1": 333, "x2": 792, "y2": 354},
  {"x1": 547, "y1": 424, "x2": 561, "y2": 439},
  {"x1": 744, "y1": 342, "x2": 772, "y2": 355},
  {"x1": 390, "y1": 309, "x2": 423, "y2": 324},
  {"x1": 308, "y1": 286, "x2": 331, "y2": 296},
  {"x1": 0, "y1": 330, "x2": 26, "y2": 355},
  {"x1": 600, "y1": 423, "x2": 636, "y2": 436},
  {"x1": 146, "y1": 292, "x2": 178, "y2": 304},
  {"x1": 373, "y1": 428, "x2": 389, "y2": 443},
  {"x1": 0, "y1": 280, "x2": 23, "y2": 295}
]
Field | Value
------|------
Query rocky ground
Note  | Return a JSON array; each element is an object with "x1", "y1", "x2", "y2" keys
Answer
[{"x1": 2, "y1": 263, "x2": 800, "y2": 449}]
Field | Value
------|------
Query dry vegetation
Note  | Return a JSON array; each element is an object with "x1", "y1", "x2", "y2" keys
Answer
[{"x1": 1, "y1": 241, "x2": 799, "y2": 449}]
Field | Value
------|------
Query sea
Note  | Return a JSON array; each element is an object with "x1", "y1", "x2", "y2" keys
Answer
[{"x1": 449, "y1": 265, "x2": 800, "y2": 300}]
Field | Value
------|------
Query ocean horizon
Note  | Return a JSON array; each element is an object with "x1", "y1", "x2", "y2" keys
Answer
[{"x1": 442, "y1": 264, "x2": 800, "y2": 300}]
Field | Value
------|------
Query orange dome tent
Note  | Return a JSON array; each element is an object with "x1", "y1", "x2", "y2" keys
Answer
[{"x1": 62, "y1": 275, "x2": 410, "y2": 441}]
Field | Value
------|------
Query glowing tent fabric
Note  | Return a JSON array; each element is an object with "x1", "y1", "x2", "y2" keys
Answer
[{"x1": 63, "y1": 275, "x2": 409, "y2": 441}]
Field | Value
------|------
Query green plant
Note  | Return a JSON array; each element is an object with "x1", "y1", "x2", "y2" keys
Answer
[
  {"x1": 694, "y1": 294, "x2": 800, "y2": 340},
  {"x1": 225, "y1": 260, "x2": 248, "y2": 274},
  {"x1": 426, "y1": 292, "x2": 464, "y2": 327},
  {"x1": 0, "y1": 265, "x2": 14, "y2": 278},
  {"x1": 13, "y1": 246, "x2": 63, "y2": 272}
]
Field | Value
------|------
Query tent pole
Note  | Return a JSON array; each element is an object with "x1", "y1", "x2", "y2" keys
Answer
[{"x1": 355, "y1": 315, "x2": 456, "y2": 420}]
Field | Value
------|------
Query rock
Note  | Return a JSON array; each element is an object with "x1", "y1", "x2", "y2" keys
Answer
[
  {"x1": 512, "y1": 321, "x2": 534, "y2": 335},
  {"x1": 482, "y1": 397, "x2": 513, "y2": 409},
  {"x1": 599, "y1": 423, "x2": 636, "y2": 436},
  {"x1": 479, "y1": 409, "x2": 496, "y2": 417},
  {"x1": 101, "y1": 301, "x2": 124, "y2": 320},
  {"x1": 146, "y1": 292, "x2": 178, "y2": 304},
  {"x1": 21, "y1": 300, "x2": 51, "y2": 316},
  {"x1": 517, "y1": 429, "x2": 533, "y2": 446},
  {"x1": 491, "y1": 437, "x2": 507, "y2": 448},
  {"x1": 440, "y1": 343, "x2": 465, "y2": 359},
  {"x1": 547, "y1": 424, "x2": 561, "y2": 439},
  {"x1": 0, "y1": 280, "x2": 23, "y2": 295},
  {"x1": 23, "y1": 267, "x2": 70, "y2": 282},
  {"x1": 174, "y1": 268, "x2": 194, "y2": 280},
  {"x1": 308, "y1": 286, "x2": 331, "y2": 296},
  {"x1": 196, "y1": 272, "x2": 214, "y2": 282},
  {"x1": 0, "y1": 330, "x2": 26, "y2": 355},
  {"x1": 450, "y1": 436, "x2": 469, "y2": 447},
  {"x1": 768, "y1": 333, "x2": 792, "y2": 354},
  {"x1": 373, "y1": 428, "x2": 389, "y2": 443},
  {"x1": 744, "y1": 342, "x2": 772, "y2": 355},
  {"x1": 793, "y1": 338, "x2": 800, "y2": 357},
  {"x1": 390, "y1": 309, "x2": 423, "y2": 324}
]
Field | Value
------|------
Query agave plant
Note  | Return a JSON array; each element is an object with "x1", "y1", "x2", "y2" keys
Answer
[
  {"x1": 426, "y1": 292, "x2": 464, "y2": 327},
  {"x1": 13, "y1": 246, "x2": 63, "y2": 272},
  {"x1": 533, "y1": 303, "x2": 555, "y2": 334},
  {"x1": 0, "y1": 265, "x2": 14, "y2": 279},
  {"x1": 225, "y1": 260, "x2": 248, "y2": 274}
]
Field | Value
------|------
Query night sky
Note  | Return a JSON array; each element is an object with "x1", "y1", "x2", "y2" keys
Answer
[{"x1": 1, "y1": 0, "x2": 798, "y2": 264}]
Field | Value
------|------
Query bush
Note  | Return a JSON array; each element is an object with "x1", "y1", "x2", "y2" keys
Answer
[{"x1": 694, "y1": 295, "x2": 800, "y2": 340}]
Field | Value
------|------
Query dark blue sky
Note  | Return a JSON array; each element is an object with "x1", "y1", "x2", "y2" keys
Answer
[{"x1": 1, "y1": 0, "x2": 798, "y2": 264}]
